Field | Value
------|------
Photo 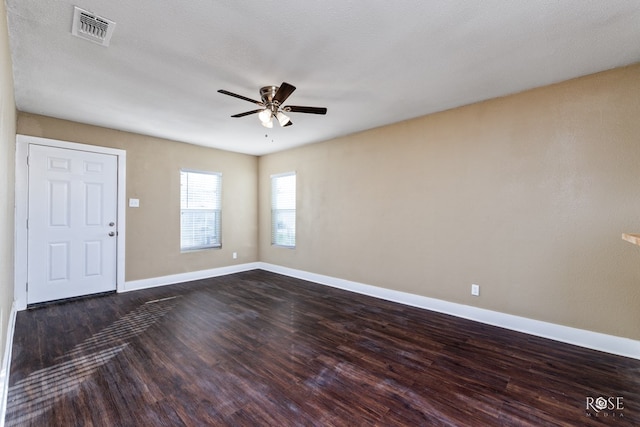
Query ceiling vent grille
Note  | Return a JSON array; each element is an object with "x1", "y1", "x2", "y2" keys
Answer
[{"x1": 71, "y1": 6, "x2": 116, "y2": 47}]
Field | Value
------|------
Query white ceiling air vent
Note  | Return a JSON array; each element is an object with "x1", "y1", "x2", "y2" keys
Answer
[{"x1": 71, "y1": 6, "x2": 116, "y2": 47}]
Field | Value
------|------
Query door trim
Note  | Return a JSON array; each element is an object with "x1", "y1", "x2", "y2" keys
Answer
[{"x1": 14, "y1": 135, "x2": 127, "y2": 310}]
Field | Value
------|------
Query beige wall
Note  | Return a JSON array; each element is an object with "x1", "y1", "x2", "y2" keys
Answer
[
  {"x1": 259, "y1": 64, "x2": 640, "y2": 340},
  {"x1": 18, "y1": 113, "x2": 258, "y2": 281},
  {"x1": 0, "y1": 0, "x2": 17, "y2": 360},
  {"x1": 0, "y1": 2, "x2": 16, "y2": 362}
]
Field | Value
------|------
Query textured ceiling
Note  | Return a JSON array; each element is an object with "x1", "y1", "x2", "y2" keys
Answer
[{"x1": 5, "y1": 1, "x2": 640, "y2": 155}]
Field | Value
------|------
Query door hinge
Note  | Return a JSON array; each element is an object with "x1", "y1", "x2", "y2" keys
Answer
[
  {"x1": 26, "y1": 218, "x2": 28, "y2": 229},
  {"x1": 26, "y1": 282, "x2": 28, "y2": 292},
  {"x1": 26, "y1": 156, "x2": 29, "y2": 166}
]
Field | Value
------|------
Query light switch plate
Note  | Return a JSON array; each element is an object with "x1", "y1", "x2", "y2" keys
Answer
[
  {"x1": 129, "y1": 198, "x2": 140, "y2": 208},
  {"x1": 471, "y1": 284, "x2": 480, "y2": 296}
]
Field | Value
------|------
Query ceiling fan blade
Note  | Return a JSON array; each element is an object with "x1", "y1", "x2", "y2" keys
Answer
[
  {"x1": 284, "y1": 105, "x2": 327, "y2": 115},
  {"x1": 283, "y1": 119, "x2": 293, "y2": 127},
  {"x1": 273, "y1": 82, "x2": 296, "y2": 104},
  {"x1": 231, "y1": 109, "x2": 262, "y2": 118},
  {"x1": 218, "y1": 89, "x2": 262, "y2": 105}
]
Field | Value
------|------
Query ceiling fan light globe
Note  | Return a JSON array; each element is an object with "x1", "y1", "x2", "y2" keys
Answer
[
  {"x1": 258, "y1": 109, "x2": 273, "y2": 123},
  {"x1": 261, "y1": 119, "x2": 273, "y2": 128},
  {"x1": 276, "y1": 111, "x2": 291, "y2": 127}
]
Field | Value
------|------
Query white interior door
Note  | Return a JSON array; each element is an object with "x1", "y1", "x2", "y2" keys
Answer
[{"x1": 27, "y1": 144, "x2": 119, "y2": 304}]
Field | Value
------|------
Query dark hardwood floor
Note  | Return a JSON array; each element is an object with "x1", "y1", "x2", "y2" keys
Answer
[{"x1": 5, "y1": 270, "x2": 639, "y2": 426}]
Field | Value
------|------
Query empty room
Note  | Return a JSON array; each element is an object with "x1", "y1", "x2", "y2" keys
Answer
[{"x1": 0, "y1": 1, "x2": 639, "y2": 426}]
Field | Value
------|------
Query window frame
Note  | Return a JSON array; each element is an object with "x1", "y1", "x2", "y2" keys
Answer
[
  {"x1": 271, "y1": 171, "x2": 296, "y2": 248},
  {"x1": 180, "y1": 169, "x2": 222, "y2": 252}
]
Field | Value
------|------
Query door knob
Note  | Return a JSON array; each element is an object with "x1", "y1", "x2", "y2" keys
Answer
[
  {"x1": 108, "y1": 231, "x2": 115, "y2": 237},
  {"x1": 109, "y1": 222, "x2": 115, "y2": 227}
]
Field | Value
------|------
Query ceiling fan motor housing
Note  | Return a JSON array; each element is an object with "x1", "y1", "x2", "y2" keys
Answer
[{"x1": 260, "y1": 86, "x2": 280, "y2": 111}]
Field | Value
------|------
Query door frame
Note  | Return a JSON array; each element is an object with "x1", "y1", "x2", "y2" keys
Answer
[{"x1": 14, "y1": 135, "x2": 127, "y2": 310}]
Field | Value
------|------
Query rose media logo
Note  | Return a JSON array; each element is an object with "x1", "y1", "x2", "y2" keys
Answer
[{"x1": 586, "y1": 396, "x2": 624, "y2": 418}]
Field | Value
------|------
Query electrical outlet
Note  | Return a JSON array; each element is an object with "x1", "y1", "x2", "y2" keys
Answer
[
  {"x1": 232, "y1": 252, "x2": 237, "y2": 259},
  {"x1": 471, "y1": 284, "x2": 480, "y2": 296}
]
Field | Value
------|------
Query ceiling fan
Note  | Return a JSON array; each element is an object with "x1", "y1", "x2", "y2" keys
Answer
[{"x1": 218, "y1": 82, "x2": 327, "y2": 128}]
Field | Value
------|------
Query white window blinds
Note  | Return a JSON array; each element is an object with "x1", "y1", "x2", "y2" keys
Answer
[
  {"x1": 180, "y1": 170, "x2": 222, "y2": 250},
  {"x1": 271, "y1": 172, "x2": 296, "y2": 247}
]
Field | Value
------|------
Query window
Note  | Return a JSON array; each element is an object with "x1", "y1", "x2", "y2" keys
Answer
[
  {"x1": 180, "y1": 170, "x2": 222, "y2": 251},
  {"x1": 271, "y1": 172, "x2": 296, "y2": 247}
]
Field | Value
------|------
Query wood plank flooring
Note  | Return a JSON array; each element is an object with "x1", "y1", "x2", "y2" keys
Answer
[{"x1": 5, "y1": 270, "x2": 639, "y2": 426}]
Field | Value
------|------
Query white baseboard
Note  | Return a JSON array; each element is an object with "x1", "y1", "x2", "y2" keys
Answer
[
  {"x1": 123, "y1": 262, "x2": 261, "y2": 293},
  {"x1": 258, "y1": 262, "x2": 640, "y2": 360},
  {"x1": 0, "y1": 302, "x2": 18, "y2": 427}
]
